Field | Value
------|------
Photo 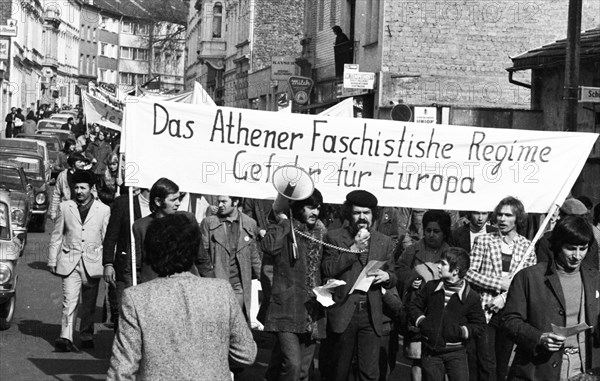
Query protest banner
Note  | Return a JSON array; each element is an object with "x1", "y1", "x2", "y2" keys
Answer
[
  {"x1": 123, "y1": 99, "x2": 598, "y2": 212},
  {"x1": 82, "y1": 92, "x2": 123, "y2": 131}
]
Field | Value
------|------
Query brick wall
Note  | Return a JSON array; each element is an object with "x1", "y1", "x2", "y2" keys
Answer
[
  {"x1": 381, "y1": 0, "x2": 600, "y2": 108},
  {"x1": 252, "y1": 0, "x2": 304, "y2": 72}
]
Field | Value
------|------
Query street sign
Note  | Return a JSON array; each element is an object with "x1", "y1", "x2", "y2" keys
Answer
[
  {"x1": 414, "y1": 107, "x2": 437, "y2": 124},
  {"x1": 579, "y1": 86, "x2": 600, "y2": 103},
  {"x1": 343, "y1": 70, "x2": 375, "y2": 90},
  {"x1": 288, "y1": 75, "x2": 313, "y2": 105},
  {"x1": 0, "y1": 25, "x2": 17, "y2": 37},
  {"x1": 336, "y1": 83, "x2": 369, "y2": 98},
  {"x1": 271, "y1": 56, "x2": 297, "y2": 81},
  {"x1": 0, "y1": 40, "x2": 8, "y2": 60}
]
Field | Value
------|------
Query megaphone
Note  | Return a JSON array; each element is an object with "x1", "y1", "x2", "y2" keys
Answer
[{"x1": 272, "y1": 165, "x2": 315, "y2": 214}]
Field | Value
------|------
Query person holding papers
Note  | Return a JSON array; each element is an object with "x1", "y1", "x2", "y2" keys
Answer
[
  {"x1": 260, "y1": 188, "x2": 327, "y2": 381},
  {"x1": 502, "y1": 216, "x2": 600, "y2": 381},
  {"x1": 321, "y1": 190, "x2": 396, "y2": 381}
]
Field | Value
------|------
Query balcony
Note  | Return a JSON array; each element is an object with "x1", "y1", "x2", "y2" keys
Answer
[
  {"x1": 43, "y1": 56, "x2": 59, "y2": 68},
  {"x1": 197, "y1": 40, "x2": 226, "y2": 61}
]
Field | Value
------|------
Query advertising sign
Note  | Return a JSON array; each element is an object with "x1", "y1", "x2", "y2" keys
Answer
[
  {"x1": 271, "y1": 56, "x2": 297, "y2": 81},
  {"x1": 288, "y1": 76, "x2": 313, "y2": 105}
]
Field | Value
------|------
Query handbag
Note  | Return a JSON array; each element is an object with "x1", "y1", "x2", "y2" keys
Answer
[{"x1": 13, "y1": 117, "x2": 23, "y2": 127}]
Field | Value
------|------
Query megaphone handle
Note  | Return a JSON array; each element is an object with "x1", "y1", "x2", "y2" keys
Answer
[{"x1": 290, "y1": 208, "x2": 298, "y2": 260}]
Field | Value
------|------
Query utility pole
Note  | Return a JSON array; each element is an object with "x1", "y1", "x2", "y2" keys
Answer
[{"x1": 563, "y1": 0, "x2": 582, "y2": 132}]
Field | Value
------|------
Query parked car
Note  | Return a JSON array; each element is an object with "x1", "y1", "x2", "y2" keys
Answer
[
  {"x1": 0, "y1": 161, "x2": 33, "y2": 249},
  {"x1": 0, "y1": 153, "x2": 49, "y2": 232},
  {"x1": 36, "y1": 129, "x2": 76, "y2": 146},
  {"x1": 48, "y1": 113, "x2": 73, "y2": 124},
  {"x1": 36, "y1": 119, "x2": 64, "y2": 130},
  {"x1": 0, "y1": 139, "x2": 51, "y2": 183},
  {"x1": 0, "y1": 189, "x2": 24, "y2": 330},
  {"x1": 16, "y1": 134, "x2": 62, "y2": 178}
]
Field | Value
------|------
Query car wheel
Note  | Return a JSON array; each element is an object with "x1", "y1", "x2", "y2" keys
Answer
[{"x1": 0, "y1": 295, "x2": 16, "y2": 330}]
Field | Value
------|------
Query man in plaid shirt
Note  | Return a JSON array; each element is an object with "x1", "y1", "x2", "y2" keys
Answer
[{"x1": 466, "y1": 196, "x2": 536, "y2": 381}]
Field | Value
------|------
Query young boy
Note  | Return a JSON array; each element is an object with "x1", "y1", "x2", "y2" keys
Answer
[{"x1": 408, "y1": 247, "x2": 486, "y2": 381}]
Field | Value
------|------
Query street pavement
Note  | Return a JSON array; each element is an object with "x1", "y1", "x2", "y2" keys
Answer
[{"x1": 0, "y1": 217, "x2": 411, "y2": 380}]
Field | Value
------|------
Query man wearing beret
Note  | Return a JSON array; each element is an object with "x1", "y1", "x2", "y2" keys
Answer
[
  {"x1": 322, "y1": 190, "x2": 397, "y2": 381},
  {"x1": 48, "y1": 170, "x2": 111, "y2": 352}
]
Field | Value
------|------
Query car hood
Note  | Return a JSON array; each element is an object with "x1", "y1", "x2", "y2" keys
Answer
[{"x1": 7, "y1": 190, "x2": 27, "y2": 210}]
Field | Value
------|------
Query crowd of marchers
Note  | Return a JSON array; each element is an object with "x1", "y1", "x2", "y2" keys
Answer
[{"x1": 42, "y1": 149, "x2": 600, "y2": 381}]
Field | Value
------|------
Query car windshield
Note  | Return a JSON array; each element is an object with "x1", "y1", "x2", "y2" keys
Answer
[
  {"x1": 0, "y1": 167, "x2": 25, "y2": 192},
  {"x1": 0, "y1": 156, "x2": 42, "y2": 180},
  {"x1": 0, "y1": 202, "x2": 9, "y2": 240},
  {"x1": 34, "y1": 138, "x2": 58, "y2": 151},
  {"x1": 38, "y1": 121, "x2": 62, "y2": 129}
]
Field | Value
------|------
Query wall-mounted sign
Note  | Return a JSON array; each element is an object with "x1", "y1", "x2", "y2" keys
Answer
[
  {"x1": 0, "y1": 25, "x2": 17, "y2": 37},
  {"x1": 414, "y1": 107, "x2": 437, "y2": 124},
  {"x1": 343, "y1": 68, "x2": 375, "y2": 90},
  {"x1": 271, "y1": 56, "x2": 297, "y2": 81},
  {"x1": 288, "y1": 76, "x2": 313, "y2": 105},
  {"x1": 579, "y1": 86, "x2": 600, "y2": 103}
]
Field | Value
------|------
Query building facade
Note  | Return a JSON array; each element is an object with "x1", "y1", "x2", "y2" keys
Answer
[
  {"x1": 299, "y1": 0, "x2": 600, "y2": 120},
  {"x1": 40, "y1": 0, "x2": 81, "y2": 108},
  {"x1": 79, "y1": 2, "x2": 99, "y2": 89},
  {"x1": 185, "y1": 0, "x2": 304, "y2": 108}
]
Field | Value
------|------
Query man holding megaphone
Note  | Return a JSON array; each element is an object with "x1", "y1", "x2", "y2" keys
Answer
[{"x1": 321, "y1": 190, "x2": 397, "y2": 381}]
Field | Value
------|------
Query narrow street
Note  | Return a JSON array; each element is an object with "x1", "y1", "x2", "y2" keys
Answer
[{"x1": 0, "y1": 217, "x2": 412, "y2": 380}]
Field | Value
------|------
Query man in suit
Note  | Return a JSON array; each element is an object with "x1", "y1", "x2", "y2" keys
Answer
[
  {"x1": 107, "y1": 213, "x2": 257, "y2": 380},
  {"x1": 322, "y1": 190, "x2": 397, "y2": 381},
  {"x1": 466, "y1": 196, "x2": 537, "y2": 381},
  {"x1": 197, "y1": 195, "x2": 261, "y2": 322},
  {"x1": 102, "y1": 188, "x2": 149, "y2": 331},
  {"x1": 48, "y1": 170, "x2": 110, "y2": 352},
  {"x1": 451, "y1": 211, "x2": 497, "y2": 252}
]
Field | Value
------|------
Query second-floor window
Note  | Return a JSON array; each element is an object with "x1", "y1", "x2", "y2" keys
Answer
[
  {"x1": 122, "y1": 21, "x2": 149, "y2": 35},
  {"x1": 213, "y1": 3, "x2": 222, "y2": 38},
  {"x1": 120, "y1": 47, "x2": 148, "y2": 61}
]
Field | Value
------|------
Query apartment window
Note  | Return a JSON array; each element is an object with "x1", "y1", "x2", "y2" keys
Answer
[
  {"x1": 100, "y1": 42, "x2": 107, "y2": 56},
  {"x1": 133, "y1": 48, "x2": 148, "y2": 61},
  {"x1": 122, "y1": 21, "x2": 132, "y2": 33},
  {"x1": 79, "y1": 54, "x2": 84, "y2": 72},
  {"x1": 136, "y1": 24, "x2": 149, "y2": 35},
  {"x1": 110, "y1": 44, "x2": 116, "y2": 58},
  {"x1": 100, "y1": 16, "x2": 107, "y2": 28},
  {"x1": 99, "y1": 69, "x2": 107, "y2": 82},
  {"x1": 86, "y1": 56, "x2": 91, "y2": 75},
  {"x1": 92, "y1": 28, "x2": 96, "y2": 40},
  {"x1": 120, "y1": 47, "x2": 131, "y2": 59},
  {"x1": 213, "y1": 3, "x2": 222, "y2": 38}
]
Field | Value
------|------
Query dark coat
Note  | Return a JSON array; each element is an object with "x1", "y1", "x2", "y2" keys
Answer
[
  {"x1": 408, "y1": 279, "x2": 486, "y2": 353},
  {"x1": 197, "y1": 212, "x2": 261, "y2": 322},
  {"x1": 261, "y1": 219, "x2": 326, "y2": 338},
  {"x1": 133, "y1": 211, "x2": 199, "y2": 283},
  {"x1": 86, "y1": 140, "x2": 113, "y2": 175},
  {"x1": 451, "y1": 224, "x2": 497, "y2": 252},
  {"x1": 102, "y1": 194, "x2": 142, "y2": 283},
  {"x1": 322, "y1": 226, "x2": 397, "y2": 336},
  {"x1": 502, "y1": 261, "x2": 600, "y2": 381}
]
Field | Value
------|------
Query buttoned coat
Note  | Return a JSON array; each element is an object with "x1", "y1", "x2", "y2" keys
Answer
[
  {"x1": 260, "y1": 219, "x2": 326, "y2": 338},
  {"x1": 502, "y1": 261, "x2": 600, "y2": 381},
  {"x1": 107, "y1": 273, "x2": 257, "y2": 381},
  {"x1": 466, "y1": 231, "x2": 535, "y2": 321},
  {"x1": 197, "y1": 212, "x2": 262, "y2": 321},
  {"x1": 48, "y1": 199, "x2": 110, "y2": 277},
  {"x1": 322, "y1": 226, "x2": 397, "y2": 336}
]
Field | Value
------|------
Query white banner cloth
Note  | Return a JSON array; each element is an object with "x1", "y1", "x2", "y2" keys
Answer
[{"x1": 123, "y1": 99, "x2": 598, "y2": 212}]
